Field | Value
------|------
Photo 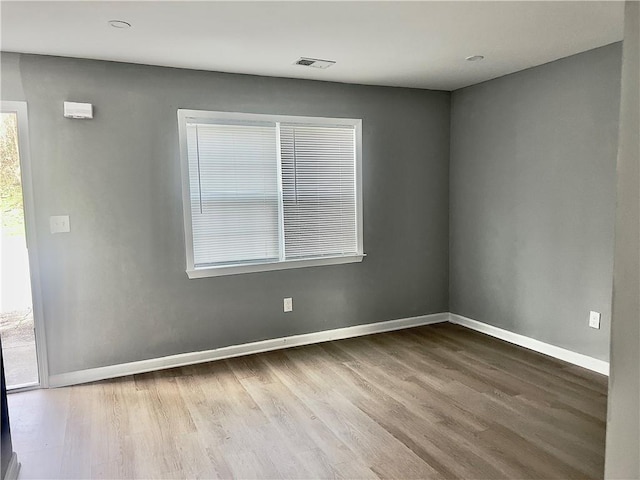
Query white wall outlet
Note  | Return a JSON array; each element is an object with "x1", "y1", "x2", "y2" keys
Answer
[
  {"x1": 589, "y1": 311, "x2": 601, "y2": 329},
  {"x1": 50, "y1": 215, "x2": 70, "y2": 234},
  {"x1": 283, "y1": 297, "x2": 293, "y2": 313}
]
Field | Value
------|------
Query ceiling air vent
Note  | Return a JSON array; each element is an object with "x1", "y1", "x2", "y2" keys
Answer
[{"x1": 294, "y1": 57, "x2": 336, "y2": 69}]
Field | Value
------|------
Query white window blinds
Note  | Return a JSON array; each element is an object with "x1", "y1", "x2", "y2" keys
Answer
[
  {"x1": 186, "y1": 122, "x2": 280, "y2": 267},
  {"x1": 280, "y1": 124, "x2": 358, "y2": 258},
  {"x1": 180, "y1": 110, "x2": 363, "y2": 277}
]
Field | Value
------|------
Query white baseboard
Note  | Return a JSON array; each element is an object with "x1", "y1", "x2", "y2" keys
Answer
[
  {"x1": 47, "y1": 311, "x2": 609, "y2": 387},
  {"x1": 49, "y1": 312, "x2": 449, "y2": 387},
  {"x1": 3, "y1": 453, "x2": 20, "y2": 480},
  {"x1": 449, "y1": 313, "x2": 610, "y2": 376}
]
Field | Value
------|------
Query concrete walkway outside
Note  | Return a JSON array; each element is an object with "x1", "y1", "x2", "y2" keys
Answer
[
  {"x1": 1, "y1": 308, "x2": 38, "y2": 387},
  {"x1": 1, "y1": 234, "x2": 38, "y2": 387}
]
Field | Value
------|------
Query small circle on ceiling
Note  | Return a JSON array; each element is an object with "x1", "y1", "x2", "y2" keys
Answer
[
  {"x1": 108, "y1": 20, "x2": 132, "y2": 29},
  {"x1": 465, "y1": 55, "x2": 485, "y2": 62}
]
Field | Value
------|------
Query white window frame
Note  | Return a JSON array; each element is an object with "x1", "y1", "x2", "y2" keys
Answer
[{"x1": 177, "y1": 109, "x2": 365, "y2": 278}]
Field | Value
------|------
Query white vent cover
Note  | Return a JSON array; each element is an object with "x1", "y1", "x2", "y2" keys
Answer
[{"x1": 294, "y1": 57, "x2": 335, "y2": 69}]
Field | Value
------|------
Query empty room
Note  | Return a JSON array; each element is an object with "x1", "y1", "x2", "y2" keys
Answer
[{"x1": 0, "y1": 1, "x2": 638, "y2": 479}]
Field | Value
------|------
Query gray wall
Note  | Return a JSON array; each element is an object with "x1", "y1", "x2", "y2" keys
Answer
[
  {"x1": 450, "y1": 43, "x2": 622, "y2": 361},
  {"x1": 0, "y1": 53, "x2": 451, "y2": 376},
  {"x1": 0, "y1": 40, "x2": 623, "y2": 376},
  {"x1": 605, "y1": 2, "x2": 640, "y2": 478}
]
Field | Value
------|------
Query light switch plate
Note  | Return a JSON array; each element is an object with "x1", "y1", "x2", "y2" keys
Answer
[
  {"x1": 50, "y1": 215, "x2": 70, "y2": 234},
  {"x1": 589, "y1": 311, "x2": 601, "y2": 329},
  {"x1": 283, "y1": 297, "x2": 293, "y2": 313}
]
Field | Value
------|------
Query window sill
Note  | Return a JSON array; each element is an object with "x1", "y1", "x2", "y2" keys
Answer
[{"x1": 186, "y1": 254, "x2": 366, "y2": 279}]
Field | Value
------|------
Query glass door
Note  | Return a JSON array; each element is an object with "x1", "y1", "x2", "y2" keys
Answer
[{"x1": 0, "y1": 104, "x2": 42, "y2": 389}]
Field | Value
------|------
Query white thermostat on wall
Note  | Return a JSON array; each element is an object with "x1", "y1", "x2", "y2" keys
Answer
[{"x1": 63, "y1": 101, "x2": 93, "y2": 119}]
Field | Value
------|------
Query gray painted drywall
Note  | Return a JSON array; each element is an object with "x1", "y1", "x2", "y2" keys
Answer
[
  {"x1": 0, "y1": 53, "x2": 24, "y2": 101},
  {"x1": 450, "y1": 43, "x2": 622, "y2": 361},
  {"x1": 0, "y1": 52, "x2": 450, "y2": 375},
  {"x1": 605, "y1": 2, "x2": 640, "y2": 478}
]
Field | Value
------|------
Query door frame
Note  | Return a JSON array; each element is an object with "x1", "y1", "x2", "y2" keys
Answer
[{"x1": 1, "y1": 101, "x2": 49, "y2": 389}]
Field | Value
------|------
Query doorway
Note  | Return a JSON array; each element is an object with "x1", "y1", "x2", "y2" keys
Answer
[{"x1": 0, "y1": 102, "x2": 46, "y2": 390}]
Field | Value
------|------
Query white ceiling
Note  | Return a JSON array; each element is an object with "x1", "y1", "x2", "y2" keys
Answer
[{"x1": 0, "y1": 1, "x2": 625, "y2": 91}]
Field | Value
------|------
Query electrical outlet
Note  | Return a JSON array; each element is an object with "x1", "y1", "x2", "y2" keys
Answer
[
  {"x1": 283, "y1": 297, "x2": 293, "y2": 313},
  {"x1": 589, "y1": 311, "x2": 601, "y2": 329}
]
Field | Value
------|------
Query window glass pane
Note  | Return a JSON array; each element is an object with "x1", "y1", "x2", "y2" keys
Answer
[
  {"x1": 280, "y1": 124, "x2": 357, "y2": 259},
  {"x1": 187, "y1": 123, "x2": 280, "y2": 266}
]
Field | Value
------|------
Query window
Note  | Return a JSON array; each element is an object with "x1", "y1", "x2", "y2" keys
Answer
[{"x1": 178, "y1": 110, "x2": 364, "y2": 278}]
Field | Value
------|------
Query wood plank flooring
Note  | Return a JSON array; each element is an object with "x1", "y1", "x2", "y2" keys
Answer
[{"x1": 8, "y1": 323, "x2": 608, "y2": 479}]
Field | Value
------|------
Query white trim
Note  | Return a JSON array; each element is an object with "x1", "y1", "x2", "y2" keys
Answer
[
  {"x1": 354, "y1": 119, "x2": 364, "y2": 256},
  {"x1": 6, "y1": 381, "x2": 38, "y2": 394},
  {"x1": 47, "y1": 311, "x2": 610, "y2": 388},
  {"x1": 177, "y1": 109, "x2": 196, "y2": 274},
  {"x1": 449, "y1": 313, "x2": 610, "y2": 376},
  {"x1": 187, "y1": 253, "x2": 365, "y2": 279},
  {"x1": 3, "y1": 453, "x2": 20, "y2": 480},
  {"x1": 48, "y1": 312, "x2": 449, "y2": 388},
  {"x1": 1, "y1": 101, "x2": 49, "y2": 388},
  {"x1": 179, "y1": 109, "x2": 361, "y2": 128}
]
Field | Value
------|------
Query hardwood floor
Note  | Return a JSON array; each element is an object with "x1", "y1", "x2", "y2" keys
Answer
[{"x1": 8, "y1": 323, "x2": 608, "y2": 479}]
